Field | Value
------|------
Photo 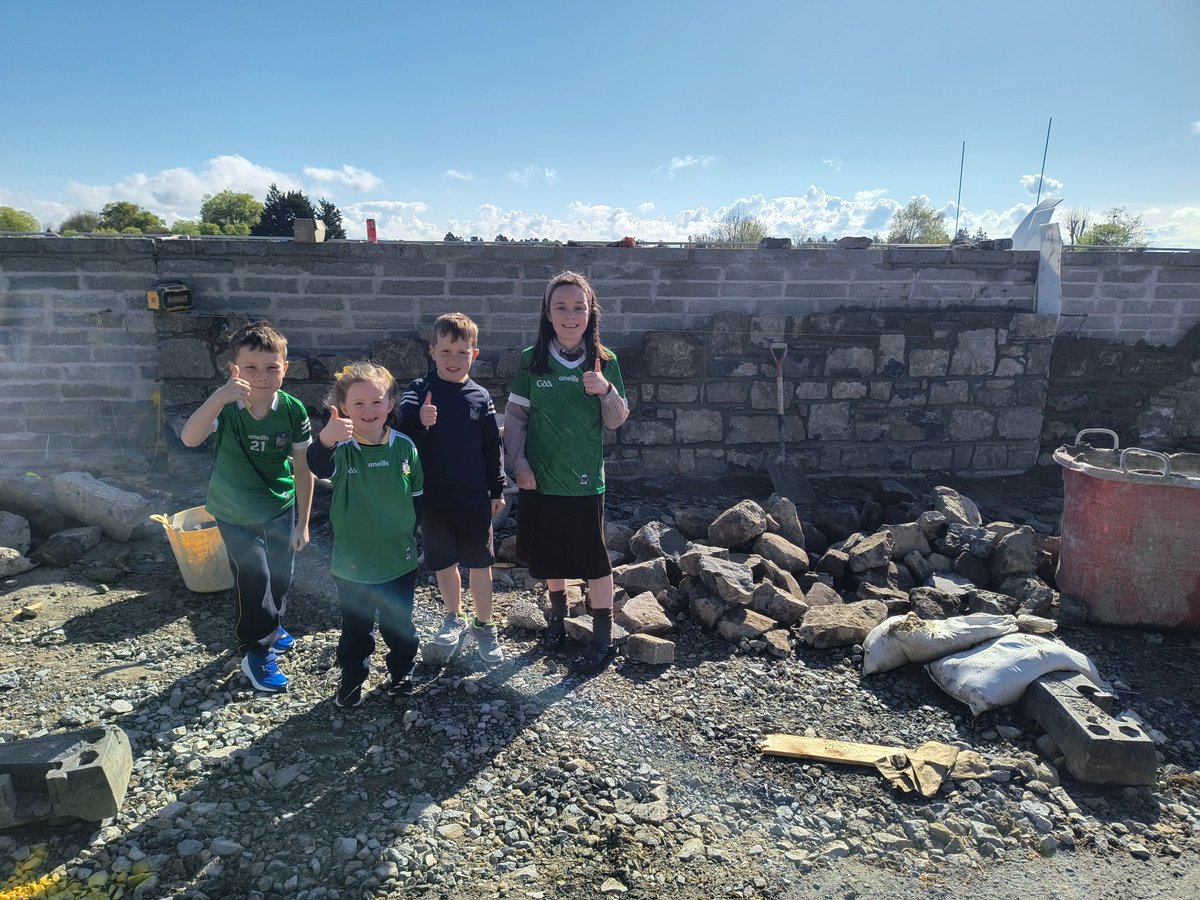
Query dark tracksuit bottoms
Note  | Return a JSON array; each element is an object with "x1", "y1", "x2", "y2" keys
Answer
[{"x1": 216, "y1": 508, "x2": 294, "y2": 654}]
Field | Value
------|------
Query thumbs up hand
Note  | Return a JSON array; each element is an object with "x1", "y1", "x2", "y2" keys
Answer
[
  {"x1": 319, "y1": 403, "x2": 354, "y2": 448},
  {"x1": 419, "y1": 390, "x2": 438, "y2": 427},
  {"x1": 216, "y1": 363, "x2": 252, "y2": 405},
  {"x1": 583, "y1": 356, "x2": 610, "y2": 396}
]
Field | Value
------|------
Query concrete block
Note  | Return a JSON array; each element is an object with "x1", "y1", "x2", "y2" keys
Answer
[
  {"x1": 0, "y1": 726, "x2": 133, "y2": 827},
  {"x1": 1016, "y1": 671, "x2": 1156, "y2": 786},
  {"x1": 53, "y1": 472, "x2": 154, "y2": 541}
]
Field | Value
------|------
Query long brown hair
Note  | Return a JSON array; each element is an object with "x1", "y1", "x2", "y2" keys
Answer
[{"x1": 527, "y1": 270, "x2": 612, "y2": 375}]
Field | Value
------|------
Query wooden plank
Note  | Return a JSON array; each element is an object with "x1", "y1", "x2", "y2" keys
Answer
[{"x1": 760, "y1": 734, "x2": 897, "y2": 766}]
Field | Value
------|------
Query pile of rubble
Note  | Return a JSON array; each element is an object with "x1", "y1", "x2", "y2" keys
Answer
[{"x1": 501, "y1": 483, "x2": 1069, "y2": 669}]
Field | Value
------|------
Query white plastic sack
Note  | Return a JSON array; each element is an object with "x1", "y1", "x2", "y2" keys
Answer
[
  {"x1": 862, "y1": 612, "x2": 1019, "y2": 675},
  {"x1": 926, "y1": 632, "x2": 1104, "y2": 716}
]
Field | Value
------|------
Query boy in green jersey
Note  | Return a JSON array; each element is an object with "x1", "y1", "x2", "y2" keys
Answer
[
  {"x1": 306, "y1": 362, "x2": 424, "y2": 707},
  {"x1": 181, "y1": 321, "x2": 314, "y2": 693}
]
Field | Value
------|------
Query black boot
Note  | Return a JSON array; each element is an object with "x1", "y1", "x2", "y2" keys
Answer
[
  {"x1": 573, "y1": 605, "x2": 614, "y2": 674},
  {"x1": 543, "y1": 589, "x2": 567, "y2": 650}
]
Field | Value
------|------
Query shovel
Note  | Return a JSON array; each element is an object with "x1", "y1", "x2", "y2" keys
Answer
[{"x1": 765, "y1": 342, "x2": 816, "y2": 507}]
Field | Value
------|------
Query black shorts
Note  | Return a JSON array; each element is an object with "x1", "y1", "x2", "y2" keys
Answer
[
  {"x1": 421, "y1": 505, "x2": 495, "y2": 572},
  {"x1": 515, "y1": 489, "x2": 611, "y2": 581}
]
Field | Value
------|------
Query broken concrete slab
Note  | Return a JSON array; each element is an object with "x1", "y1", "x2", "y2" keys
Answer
[
  {"x1": 29, "y1": 526, "x2": 102, "y2": 567},
  {"x1": 0, "y1": 474, "x2": 66, "y2": 536},
  {"x1": 1016, "y1": 671, "x2": 1157, "y2": 786},
  {"x1": 0, "y1": 726, "x2": 133, "y2": 828},
  {"x1": 53, "y1": 472, "x2": 155, "y2": 542}
]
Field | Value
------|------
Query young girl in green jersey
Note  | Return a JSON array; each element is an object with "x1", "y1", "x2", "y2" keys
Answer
[
  {"x1": 503, "y1": 271, "x2": 629, "y2": 672},
  {"x1": 306, "y1": 362, "x2": 424, "y2": 706}
]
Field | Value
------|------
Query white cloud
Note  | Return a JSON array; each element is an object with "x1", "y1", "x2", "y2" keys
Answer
[
  {"x1": 445, "y1": 169, "x2": 475, "y2": 182},
  {"x1": 507, "y1": 166, "x2": 559, "y2": 186},
  {"x1": 302, "y1": 164, "x2": 382, "y2": 192},
  {"x1": 656, "y1": 155, "x2": 720, "y2": 178},
  {"x1": 822, "y1": 157, "x2": 844, "y2": 172},
  {"x1": 1191, "y1": 121, "x2": 1200, "y2": 135},
  {"x1": 67, "y1": 155, "x2": 301, "y2": 223},
  {"x1": 1019, "y1": 173, "x2": 1064, "y2": 196},
  {"x1": 637, "y1": 202, "x2": 655, "y2": 213},
  {"x1": 339, "y1": 200, "x2": 445, "y2": 241}
]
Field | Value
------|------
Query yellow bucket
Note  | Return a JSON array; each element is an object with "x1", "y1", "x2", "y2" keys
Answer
[{"x1": 151, "y1": 507, "x2": 234, "y2": 593}]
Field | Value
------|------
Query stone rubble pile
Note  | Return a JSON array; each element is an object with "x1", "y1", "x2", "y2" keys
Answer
[{"x1": 500, "y1": 482, "x2": 1070, "y2": 675}]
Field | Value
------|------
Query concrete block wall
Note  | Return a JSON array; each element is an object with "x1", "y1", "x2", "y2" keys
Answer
[
  {"x1": 1061, "y1": 251, "x2": 1200, "y2": 345},
  {"x1": 2, "y1": 236, "x2": 1198, "y2": 483}
]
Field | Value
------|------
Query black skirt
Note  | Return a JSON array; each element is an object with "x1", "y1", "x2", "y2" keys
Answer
[{"x1": 515, "y1": 489, "x2": 611, "y2": 581}]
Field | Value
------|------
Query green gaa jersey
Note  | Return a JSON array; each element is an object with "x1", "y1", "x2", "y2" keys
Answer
[
  {"x1": 206, "y1": 391, "x2": 311, "y2": 525},
  {"x1": 328, "y1": 429, "x2": 423, "y2": 583},
  {"x1": 508, "y1": 346, "x2": 625, "y2": 496}
]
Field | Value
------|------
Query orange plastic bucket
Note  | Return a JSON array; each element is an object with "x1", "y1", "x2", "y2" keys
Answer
[
  {"x1": 1055, "y1": 429, "x2": 1200, "y2": 630},
  {"x1": 151, "y1": 507, "x2": 235, "y2": 593}
]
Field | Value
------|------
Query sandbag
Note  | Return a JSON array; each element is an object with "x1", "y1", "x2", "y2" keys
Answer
[
  {"x1": 926, "y1": 632, "x2": 1103, "y2": 716},
  {"x1": 862, "y1": 612, "x2": 1019, "y2": 675}
]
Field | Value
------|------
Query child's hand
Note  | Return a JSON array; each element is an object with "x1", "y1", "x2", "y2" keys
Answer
[
  {"x1": 515, "y1": 471, "x2": 537, "y2": 490},
  {"x1": 419, "y1": 391, "x2": 437, "y2": 427},
  {"x1": 215, "y1": 363, "x2": 252, "y2": 405},
  {"x1": 291, "y1": 522, "x2": 309, "y2": 552},
  {"x1": 320, "y1": 404, "x2": 354, "y2": 447},
  {"x1": 490, "y1": 497, "x2": 506, "y2": 517},
  {"x1": 583, "y1": 357, "x2": 610, "y2": 396}
]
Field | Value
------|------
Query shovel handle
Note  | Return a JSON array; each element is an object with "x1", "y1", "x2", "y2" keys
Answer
[{"x1": 770, "y1": 343, "x2": 788, "y2": 415}]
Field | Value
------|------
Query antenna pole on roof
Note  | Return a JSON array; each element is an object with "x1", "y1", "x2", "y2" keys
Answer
[
  {"x1": 1035, "y1": 117, "x2": 1053, "y2": 206},
  {"x1": 954, "y1": 140, "x2": 965, "y2": 239}
]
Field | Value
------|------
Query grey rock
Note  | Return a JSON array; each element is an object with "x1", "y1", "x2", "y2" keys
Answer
[
  {"x1": 910, "y1": 586, "x2": 960, "y2": 620},
  {"x1": 752, "y1": 533, "x2": 809, "y2": 574},
  {"x1": 708, "y1": 500, "x2": 769, "y2": 549},
  {"x1": 698, "y1": 556, "x2": 755, "y2": 604},
  {"x1": 0, "y1": 547, "x2": 37, "y2": 577},
  {"x1": 762, "y1": 494, "x2": 806, "y2": 547},
  {"x1": 507, "y1": 598, "x2": 547, "y2": 631},
  {"x1": 0, "y1": 511, "x2": 31, "y2": 555},
  {"x1": 804, "y1": 581, "x2": 843, "y2": 607},
  {"x1": 53, "y1": 472, "x2": 154, "y2": 542},
  {"x1": 799, "y1": 599, "x2": 887, "y2": 648},
  {"x1": 718, "y1": 607, "x2": 778, "y2": 643},
  {"x1": 884, "y1": 523, "x2": 930, "y2": 559},
  {"x1": 991, "y1": 527, "x2": 1038, "y2": 581},
  {"x1": 933, "y1": 486, "x2": 982, "y2": 527},
  {"x1": 967, "y1": 589, "x2": 1020, "y2": 615},
  {"x1": 613, "y1": 558, "x2": 671, "y2": 595},
  {"x1": 750, "y1": 582, "x2": 809, "y2": 626},
  {"x1": 629, "y1": 521, "x2": 689, "y2": 562},
  {"x1": 615, "y1": 592, "x2": 673, "y2": 635},
  {"x1": 30, "y1": 526, "x2": 103, "y2": 567},
  {"x1": 848, "y1": 531, "x2": 894, "y2": 573}
]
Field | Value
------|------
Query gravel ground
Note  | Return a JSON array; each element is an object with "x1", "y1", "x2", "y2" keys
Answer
[{"x1": 1, "y1": 472, "x2": 1198, "y2": 899}]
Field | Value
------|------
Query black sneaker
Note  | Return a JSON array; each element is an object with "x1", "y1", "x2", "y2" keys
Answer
[
  {"x1": 383, "y1": 674, "x2": 414, "y2": 698},
  {"x1": 571, "y1": 641, "x2": 615, "y2": 675},
  {"x1": 334, "y1": 677, "x2": 365, "y2": 708}
]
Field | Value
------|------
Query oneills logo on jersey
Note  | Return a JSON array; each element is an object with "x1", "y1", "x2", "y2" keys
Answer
[
  {"x1": 367, "y1": 460, "x2": 390, "y2": 468},
  {"x1": 558, "y1": 375, "x2": 579, "y2": 383}
]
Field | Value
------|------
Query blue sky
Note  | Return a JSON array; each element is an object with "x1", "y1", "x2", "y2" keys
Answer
[{"x1": 3, "y1": 1, "x2": 1198, "y2": 245}]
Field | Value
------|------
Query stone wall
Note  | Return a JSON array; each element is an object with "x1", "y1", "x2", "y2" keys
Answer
[{"x1": 2, "y1": 236, "x2": 1198, "y2": 483}]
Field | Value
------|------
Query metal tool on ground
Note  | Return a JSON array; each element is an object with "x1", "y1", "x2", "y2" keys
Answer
[{"x1": 765, "y1": 342, "x2": 815, "y2": 508}]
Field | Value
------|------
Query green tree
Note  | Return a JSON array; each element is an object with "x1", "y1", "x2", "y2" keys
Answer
[
  {"x1": 170, "y1": 220, "x2": 202, "y2": 235},
  {"x1": 886, "y1": 197, "x2": 950, "y2": 244},
  {"x1": 1078, "y1": 207, "x2": 1145, "y2": 247},
  {"x1": 59, "y1": 210, "x2": 101, "y2": 233},
  {"x1": 0, "y1": 206, "x2": 40, "y2": 231},
  {"x1": 252, "y1": 184, "x2": 316, "y2": 236},
  {"x1": 316, "y1": 199, "x2": 346, "y2": 240},
  {"x1": 98, "y1": 201, "x2": 167, "y2": 233},
  {"x1": 199, "y1": 190, "x2": 263, "y2": 232},
  {"x1": 690, "y1": 212, "x2": 768, "y2": 245},
  {"x1": 444, "y1": 231, "x2": 462, "y2": 242},
  {"x1": 200, "y1": 222, "x2": 224, "y2": 235}
]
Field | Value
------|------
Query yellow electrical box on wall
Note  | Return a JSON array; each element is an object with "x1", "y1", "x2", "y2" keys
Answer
[{"x1": 146, "y1": 281, "x2": 193, "y2": 312}]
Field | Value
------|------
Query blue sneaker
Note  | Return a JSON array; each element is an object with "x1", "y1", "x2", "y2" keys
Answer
[
  {"x1": 241, "y1": 651, "x2": 288, "y2": 692},
  {"x1": 271, "y1": 627, "x2": 295, "y2": 655}
]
